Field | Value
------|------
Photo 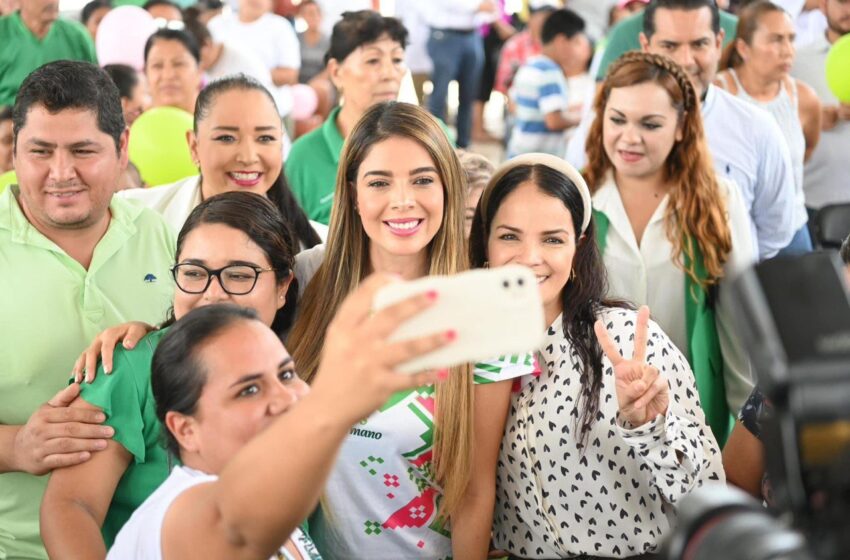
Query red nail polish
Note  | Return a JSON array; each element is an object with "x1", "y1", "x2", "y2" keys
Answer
[
  {"x1": 437, "y1": 368, "x2": 449, "y2": 380},
  {"x1": 445, "y1": 329, "x2": 457, "y2": 341},
  {"x1": 426, "y1": 289, "x2": 438, "y2": 301}
]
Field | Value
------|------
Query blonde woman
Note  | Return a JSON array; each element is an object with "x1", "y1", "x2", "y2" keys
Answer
[
  {"x1": 288, "y1": 101, "x2": 534, "y2": 560},
  {"x1": 584, "y1": 52, "x2": 756, "y2": 447}
]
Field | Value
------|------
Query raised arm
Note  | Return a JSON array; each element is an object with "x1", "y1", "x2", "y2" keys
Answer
[{"x1": 161, "y1": 275, "x2": 454, "y2": 560}]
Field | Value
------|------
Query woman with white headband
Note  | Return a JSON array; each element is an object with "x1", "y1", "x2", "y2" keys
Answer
[{"x1": 469, "y1": 153, "x2": 724, "y2": 559}]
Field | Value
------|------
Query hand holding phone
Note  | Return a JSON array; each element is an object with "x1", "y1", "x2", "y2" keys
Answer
[{"x1": 373, "y1": 265, "x2": 545, "y2": 374}]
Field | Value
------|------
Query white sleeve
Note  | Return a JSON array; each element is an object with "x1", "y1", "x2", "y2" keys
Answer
[
  {"x1": 275, "y1": 17, "x2": 301, "y2": 69},
  {"x1": 615, "y1": 318, "x2": 725, "y2": 504},
  {"x1": 715, "y1": 178, "x2": 757, "y2": 412},
  {"x1": 565, "y1": 109, "x2": 594, "y2": 170}
]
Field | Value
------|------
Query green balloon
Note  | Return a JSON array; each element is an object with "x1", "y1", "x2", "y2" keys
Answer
[
  {"x1": 826, "y1": 34, "x2": 850, "y2": 103},
  {"x1": 128, "y1": 107, "x2": 198, "y2": 187},
  {"x1": 0, "y1": 170, "x2": 16, "y2": 192}
]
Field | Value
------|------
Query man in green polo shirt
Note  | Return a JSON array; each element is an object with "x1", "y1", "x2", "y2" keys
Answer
[
  {"x1": 0, "y1": 61, "x2": 174, "y2": 559},
  {"x1": 595, "y1": 2, "x2": 737, "y2": 81},
  {"x1": 0, "y1": 0, "x2": 97, "y2": 106}
]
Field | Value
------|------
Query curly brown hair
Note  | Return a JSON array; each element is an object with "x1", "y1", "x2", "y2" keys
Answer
[{"x1": 584, "y1": 51, "x2": 732, "y2": 287}]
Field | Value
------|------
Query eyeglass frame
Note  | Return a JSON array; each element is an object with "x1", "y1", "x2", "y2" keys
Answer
[{"x1": 170, "y1": 262, "x2": 279, "y2": 295}]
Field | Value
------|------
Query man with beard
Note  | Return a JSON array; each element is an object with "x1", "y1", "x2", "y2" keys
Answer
[
  {"x1": 792, "y1": 0, "x2": 850, "y2": 210},
  {"x1": 0, "y1": 0, "x2": 96, "y2": 106}
]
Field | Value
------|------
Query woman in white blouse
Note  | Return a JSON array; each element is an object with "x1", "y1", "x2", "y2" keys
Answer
[
  {"x1": 468, "y1": 153, "x2": 723, "y2": 559},
  {"x1": 583, "y1": 52, "x2": 756, "y2": 447},
  {"x1": 121, "y1": 74, "x2": 327, "y2": 250}
]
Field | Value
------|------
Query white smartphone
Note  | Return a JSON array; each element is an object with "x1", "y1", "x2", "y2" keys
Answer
[{"x1": 372, "y1": 265, "x2": 545, "y2": 374}]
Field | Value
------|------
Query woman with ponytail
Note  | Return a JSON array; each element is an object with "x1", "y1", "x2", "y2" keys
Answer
[
  {"x1": 584, "y1": 51, "x2": 755, "y2": 447},
  {"x1": 716, "y1": 0, "x2": 821, "y2": 254}
]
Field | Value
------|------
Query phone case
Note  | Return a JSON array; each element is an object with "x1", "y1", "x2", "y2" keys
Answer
[{"x1": 372, "y1": 265, "x2": 545, "y2": 374}]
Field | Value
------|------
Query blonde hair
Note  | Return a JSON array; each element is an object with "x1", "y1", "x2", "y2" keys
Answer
[
  {"x1": 584, "y1": 52, "x2": 732, "y2": 287},
  {"x1": 287, "y1": 101, "x2": 473, "y2": 518}
]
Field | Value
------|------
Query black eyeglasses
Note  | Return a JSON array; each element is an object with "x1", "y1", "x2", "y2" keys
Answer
[{"x1": 171, "y1": 263, "x2": 276, "y2": 295}]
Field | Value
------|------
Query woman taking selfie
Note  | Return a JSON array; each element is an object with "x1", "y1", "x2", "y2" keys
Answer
[
  {"x1": 469, "y1": 153, "x2": 723, "y2": 559},
  {"x1": 122, "y1": 74, "x2": 325, "y2": 250},
  {"x1": 288, "y1": 101, "x2": 534, "y2": 559},
  {"x1": 40, "y1": 193, "x2": 300, "y2": 556},
  {"x1": 584, "y1": 51, "x2": 756, "y2": 446},
  {"x1": 104, "y1": 278, "x2": 451, "y2": 559}
]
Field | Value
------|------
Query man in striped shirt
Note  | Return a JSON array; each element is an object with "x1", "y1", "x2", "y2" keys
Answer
[{"x1": 507, "y1": 8, "x2": 587, "y2": 157}]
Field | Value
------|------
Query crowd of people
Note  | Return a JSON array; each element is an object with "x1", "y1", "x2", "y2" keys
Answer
[{"x1": 0, "y1": 0, "x2": 849, "y2": 559}]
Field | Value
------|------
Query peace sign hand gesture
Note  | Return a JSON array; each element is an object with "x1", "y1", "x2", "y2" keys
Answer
[{"x1": 594, "y1": 306, "x2": 669, "y2": 428}]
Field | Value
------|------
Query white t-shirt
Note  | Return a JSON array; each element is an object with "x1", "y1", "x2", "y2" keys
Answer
[
  {"x1": 207, "y1": 41, "x2": 273, "y2": 87},
  {"x1": 107, "y1": 466, "x2": 321, "y2": 560},
  {"x1": 592, "y1": 173, "x2": 756, "y2": 413},
  {"x1": 208, "y1": 12, "x2": 301, "y2": 72}
]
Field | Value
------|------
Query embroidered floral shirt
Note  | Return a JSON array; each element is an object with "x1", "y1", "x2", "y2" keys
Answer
[{"x1": 309, "y1": 355, "x2": 535, "y2": 560}]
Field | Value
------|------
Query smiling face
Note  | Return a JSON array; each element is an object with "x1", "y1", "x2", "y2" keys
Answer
[
  {"x1": 145, "y1": 38, "x2": 202, "y2": 114},
  {"x1": 355, "y1": 136, "x2": 445, "y2": 268},
  {"x1": 173, "y1": 319, "x2": 310, "y2": 474},
  {"x1": 602, "y1": 81, "x2": 682, "y2": 183},
  {"x1": 171, "y1": 222, "x2": 289, "y2": 326},
  {"x1": 13, "y1": 106, "x2": 126, "y2": 236},
  {"x1": 487, "y1": 181, "x2": 577, "y2": 325},
  {"x1": 740, "y1": 11, "x2": 796, "y2": 80},
  {"x1": 330, "y1": 35, "x2": 406, "y2": 116},
  {"x1": 640, "y1": 7, "x2": 723, "y2": 98},
  {"x1": 190, "y1": 88, "x2": 282, "y2": 198}
]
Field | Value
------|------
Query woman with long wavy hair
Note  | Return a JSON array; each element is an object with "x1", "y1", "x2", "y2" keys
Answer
[
  {"x1": 287, "y1": 101, "x2": 533, "y2": 560},
  {"x1": 584, "y1": 51, "x2": 755, "y2": 447}
]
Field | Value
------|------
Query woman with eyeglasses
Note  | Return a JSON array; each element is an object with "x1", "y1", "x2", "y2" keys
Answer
[
  {"x1": 40, "y1": 192, "x2": 301, "y2": 558},
  {"x1": 144, "y1": 28, "x2": 203, "y2": 114}
]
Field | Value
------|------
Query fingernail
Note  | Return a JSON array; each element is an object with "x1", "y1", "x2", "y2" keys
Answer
[
  {"x1": 104, "y1": 366, "x2": 110, "y2": 374},
  {"x1": 103, "y1": 426, "x2": 114, "y2": 436},
  {"x1": 95, "y1": 413, "x2": 106, "y2": 422},
  {"x1": 426, "y1": 289, "x2": 438, "y2": 301},
  {"x1": 124, "y1": 341, "x2": 131, "y2": 348},
  {"x1": 95, "y1": 440, "x2": 107, "y2": 449},
  {"x1": 437, "y1": 368, "x2": 449, "y2": 380}
]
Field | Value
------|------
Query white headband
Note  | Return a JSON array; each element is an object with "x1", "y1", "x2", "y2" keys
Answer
[{"x1": 487, "y1": 153, "x2": 593, "y2": 233}]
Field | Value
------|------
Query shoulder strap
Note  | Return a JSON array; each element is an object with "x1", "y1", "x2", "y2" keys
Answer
[
  {"x1": 682, "y1": 237, "x2": 733, "y2": 447},
  {"x1": 593, "y1": 209, "x2": 609, "y2": 255}
]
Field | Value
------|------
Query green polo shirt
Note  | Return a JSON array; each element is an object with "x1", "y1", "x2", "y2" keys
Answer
[
  {"x1": 286, "y1": 106, "x2": 345, "y2": 226},
  {"x1": 0, "y1": 12, "x2": 97, "y2": 107},
  {"x1": 78, "y1": 328, "x2": 171, "y2": 548},
  {"x1": 595, "y1": 10, "x2": 738, "y2": 81},
  {"x1": 0, "y1": 186, "x2": 175, "y2": 560}
]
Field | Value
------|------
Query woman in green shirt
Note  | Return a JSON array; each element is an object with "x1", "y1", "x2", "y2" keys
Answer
[
  {"x1": 285, "y1": 10, "x2": 408, "y2": 225},
  {"x1": 40, "y1": 191, "x2": 298, "y2": 557}
]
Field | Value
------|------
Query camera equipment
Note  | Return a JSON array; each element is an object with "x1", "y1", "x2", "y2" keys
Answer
[{"x1": 665, "y1": 252, "x2": 850, "y2": 560}]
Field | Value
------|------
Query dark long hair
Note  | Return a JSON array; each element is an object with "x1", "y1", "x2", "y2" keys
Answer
[
  {"x1": 469, "y1": 164, "x2": 627, "y2": 446},
  {"x1": 194, "y1": 74, "x2": 321, "y2": 250},
  {"x1": 152, "y1": 304, "x2": 260, "y2": 457},
  {"x1": 164, "y1": 191, "x2": 298, "y2": 336}
]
